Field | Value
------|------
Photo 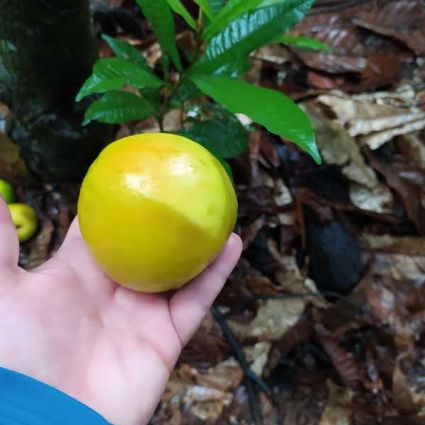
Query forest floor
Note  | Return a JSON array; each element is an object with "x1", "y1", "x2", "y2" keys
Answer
[{"x1": 2, "y1": 0, "x2": 425, "y2": 424}]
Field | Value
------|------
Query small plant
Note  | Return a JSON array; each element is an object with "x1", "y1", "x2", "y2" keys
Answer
[{"x1": 77, "y1": 0, "x2": 325, "y2": 169}]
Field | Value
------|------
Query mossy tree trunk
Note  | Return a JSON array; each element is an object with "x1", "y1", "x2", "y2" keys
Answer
[{"x1": 0, "y1": 0, "x2": 110, "y2": 182}]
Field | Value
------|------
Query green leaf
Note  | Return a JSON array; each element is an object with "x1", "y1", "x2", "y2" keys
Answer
[
  {"x1": 170, "y1": 79, "x2": 202, "y2": 106},
  {"x1": 142, "y1": 87, "x2": 163, "y2": 115},
  {"x1": 203, "y1": 0, "x2": 264, "y2": 41},
  {"x1": 183, "y1": 108, "x2": 249, "y2": 158},
  {"x1": 102, "y1": 35, "x2": 150, "y2": 68},
  {"x1": 191, "y1": 75, "x2": 321, "y2": 163},
  {"x1": 275, "y1": 35, "x2": 333, "y2": 51},
  {"x1": 135, "y1": 0, "x2": 182, "y2": 71},
  {"x1": 208, "y1": 0, "x2": 228, "y2": 14},
  {"x1": 76, "y1": 58, "x2": 163, "y2": 101},
  {"x1": 203, "y1": 0, "x2": 313, "y2": 41},
  {"x1": 258, "y1": 0, "x2": 293, "y2": 6},
  {"x1": 194, "y1": 1, "x2": 314, "y2": 76},
  {"x1": 76, "y1": 74, "x2": 127, "y2": 102},
  {"x1": 83, "y1": 91, "x2": 156, "y2": 125},
  {"x1": 192, "y1": 0, "x2": 215, "y2": 19},
  {"x1": 202, "y1": 0, "x2": 298, "y2": 40},
  {"x1": 165, "y1": 0, "x2": 197, "y2": 29}
]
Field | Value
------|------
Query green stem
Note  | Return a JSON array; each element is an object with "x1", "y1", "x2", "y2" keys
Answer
[
  {"x1": 157, "y1": 8, "x2": 206, "y2": 131},
  {"x1": 158, "y1": 115, "x2": 164, "y2": 132},
  {"x1": 196, "y1": 9, "x2": 204, "y2": 34}
]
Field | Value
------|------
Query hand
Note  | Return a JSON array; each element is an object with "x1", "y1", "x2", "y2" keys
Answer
[{"x1": 0, "y1": 199, "x2": 242, "y2": 425}]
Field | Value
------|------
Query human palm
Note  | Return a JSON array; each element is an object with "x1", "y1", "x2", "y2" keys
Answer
[{"x1": 0, "y1": 199, "x2": 242, "y2": 425}]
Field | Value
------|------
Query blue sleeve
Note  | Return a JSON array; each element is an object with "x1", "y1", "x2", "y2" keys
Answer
[{"x1": 0, "y1": 367, "x2": 111, "y2": 424}]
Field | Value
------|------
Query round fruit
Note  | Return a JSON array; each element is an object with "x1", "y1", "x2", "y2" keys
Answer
[
  {"x1": 78, "y1": 133, "x2": 238, "y2": 293},
  {"x1": 0, "y1": 178, "x2": 16, "y2": 203},
  {"x1": 8, "y1": 203, "x2": 38, "y2": 242}
]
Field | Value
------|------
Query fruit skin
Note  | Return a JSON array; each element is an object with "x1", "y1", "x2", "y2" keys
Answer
[
  {"x1": 0, "y1": 178, "x2": 16, "y2": 203},
  {"x1": 78, "y1": 133, "x2": 238, "y2": 293},
  {"x1": 8, "y1": 203, "x2": 38, "y2": 242}
]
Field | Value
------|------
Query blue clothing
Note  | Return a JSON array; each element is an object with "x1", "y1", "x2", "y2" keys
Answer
[{"x1": 0, "y1": 368, "x2": 110, "y2": 424}]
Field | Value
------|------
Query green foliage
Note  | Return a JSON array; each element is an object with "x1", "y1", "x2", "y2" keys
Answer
[
  {"x1": 76, "y1": 58, "x2": 163, "y2": 102},
  {"x1": 202, "y1": 0, "x2": 307, "y2": 41},
  {"x1": 192, "y1": 0, "x2": 215, "y2": 19},
  {"x1": 83, "y1": 91, "x2": 157, "y2": 125},
  {"x1": 135, "y1": 0, "x2": 182, "y2": 71},
  {"x1": 203, "y1": 0, "x2": 266, "y2": 41},
  {"x1": 78, "y1": 0, "x2": 321, "y2": 167},
  {"x1": 275, "y1": 34, "x2": 333, "y2": 51},
  {"x1": 208, "y1": 0, "x2": 228, "y2": 14},
  {"x1": 165, "y1": 0, "x2": 197, "y2": 29},
  {"x1": 102, "y1": 35, "x2": 150, "y2": 68},
  {"x1": 170, "y1": 78, "x2": 202, "y2": 105},
  {"x1": 183, "y1": 104, "x2": 249, "y2": 159},
  {"x1": 191, "y1": 75, "x2": 320, "y2": 163},
  {"x1": 194, "y1": 1, "x2": 314, "y2": 76}
]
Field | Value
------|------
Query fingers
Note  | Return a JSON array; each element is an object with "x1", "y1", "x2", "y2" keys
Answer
[
  {"x1": 169, "y1": 234, "x2": 242, "y2": 347},
  {"x1": 0, "y1": 197, "x2": 19, "y2": 270}
]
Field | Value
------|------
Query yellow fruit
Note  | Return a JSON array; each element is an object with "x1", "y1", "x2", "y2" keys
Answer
[
  {"x1": 8, "y1": 203, "x2": 38, "y2": 242},
  {"x1": 78, "y1": 133, "x2": 237, "y2": 293},
  {"x1": 0, "y1": 178, "x2": 16, "y2": 203}
]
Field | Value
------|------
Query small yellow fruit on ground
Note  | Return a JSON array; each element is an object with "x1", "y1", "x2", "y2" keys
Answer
[
  {"x1": 0, "y1": 178, "x2": 16, "y2": 203},
  {"x1": 8, "y1": 203, "x2": 38, "y2": 242},
  {"x1": 78, "y1": 133, "x2": 238, "y2": 293}
]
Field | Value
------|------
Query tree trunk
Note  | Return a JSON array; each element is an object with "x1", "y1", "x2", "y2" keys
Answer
[{"x1": 0, "y1": 0, "x2": 110, "y2": 181}]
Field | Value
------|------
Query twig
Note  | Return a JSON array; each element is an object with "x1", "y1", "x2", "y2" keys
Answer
[
  {"x1": 211, "y1": 305, "x2": 271, "y2": 425},
  {"x1": 244, "y1": 377, "x2": 262, "y2": 425}
]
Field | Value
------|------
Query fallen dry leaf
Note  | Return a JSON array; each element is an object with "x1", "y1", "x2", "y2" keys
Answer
[
  {"x1": 366, "y1": 151, "x2": 425, "y2": 235},
  {"x1": 364, "y1": 275, "x2": 416, "y2": 346},
  {"x1": 349, "y1": 183, "x2": 394, "y2": 214},
  {"x1": 387, "y1": 255, "x2": 425, "y2": 286},
  {"x1": 196, "y1": 358, "x2": 243, "y2": 393},
  {"x1": 243, "y1": 341, "x2": 272, "y2": 377},
  {"x1": 315, "y1": 324, "x2": 363, "y2": 389},
  {"x1": 0, "y1": 134, "x2": 32, "y2": 185},
  {"x1": 283, "y1": 385, "x2": 327, "y2": 425},
  {"x1": 258, "y1": 136, "x2": 280, "y2": 169},
  {"x1": 241, "y1": 215, "x2": 266, "y2": 250},
  {"x1": 274, "y1": 178, "x2": 293, "y2": 208},
  {"x1": 304, "y1": 101, "x2": 395, "y2": 214},
  {"x1": 159, "y1": 357, "x2": 242, "y2": 424},
  {"x1": 246, "y1": 298, "x2": 306, "y2": 341},
  {"x1": 360, "y1": 234, "x2": 425, "y2": 256},
  {"x1": 393, "y1": 361, "x2": 418, "y2": 413},
  {"x1": 396, "y1": 131, "x2": 425, "y2": 169},
  {"x1": 183, "y1": 385, "x2": 233, "y2": 422},
  {"x1": 364, "y1": 118, "x2": 425, "y2": 151},
  {"x1": 181, "y1": 313, "x2": 229, "y2": 368},
  {"x1": 253, "y1": 44, "x2": 292, "y2": 66},
  {"x1": 290, "y1": 0, "x2": 414, "y2": 90},
  {"x1": 317, "y1": 88, "x2": 425, "y2": 150},
  {"x1": 393, "y1": 352, "x2": 425, "y2": 414},
  {"x1": 353, "y1": 0, "x2": 425, "y2": 56},
  {"x1": 26, "y1": 220, "x2": 54, "y2": 270},
  {"x1": 319, "y1": 380, "x2": 353, "y2": 425}
]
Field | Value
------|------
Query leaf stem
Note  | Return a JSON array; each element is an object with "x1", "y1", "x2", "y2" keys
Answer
[
  {"x1": 158, "y1": 115, "x2": 164, "y2": 132},
  {"x1": 196, "y1": 8, "x2": 204, "y2": 33}
]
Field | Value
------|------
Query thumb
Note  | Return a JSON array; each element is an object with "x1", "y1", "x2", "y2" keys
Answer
[{"x1": 0, "y1": 197, "x2": 19, "y2": 270}]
